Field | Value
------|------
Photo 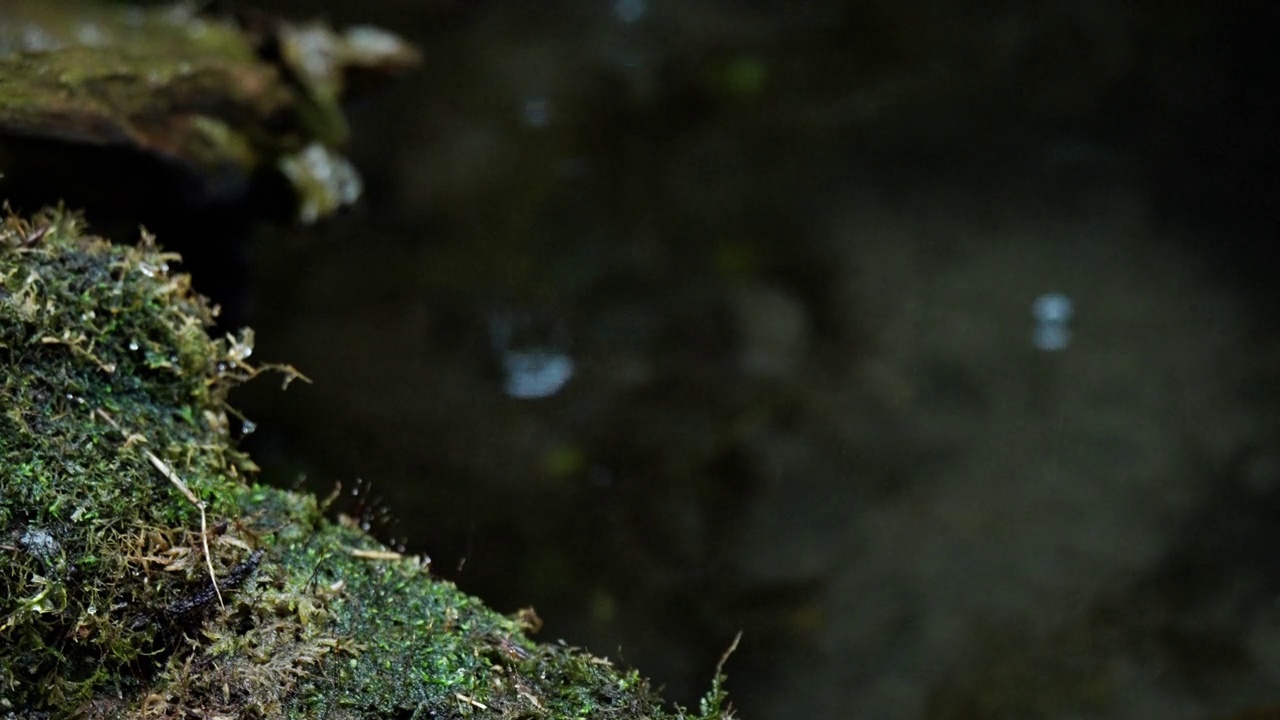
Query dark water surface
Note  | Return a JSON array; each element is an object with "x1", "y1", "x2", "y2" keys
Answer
[{"x1": 227, "y1": 2, "x2": 1280, "y2": 718}]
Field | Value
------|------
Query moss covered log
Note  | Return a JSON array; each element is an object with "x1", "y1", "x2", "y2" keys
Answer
[
  {"x1": 0, "y1": 1, "x2": 419, "y2": 223},
  {"x1": 0, "y1": 210, "x2": 734, "y2": 718}
]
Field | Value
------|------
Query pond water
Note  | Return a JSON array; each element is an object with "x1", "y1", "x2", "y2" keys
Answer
[{"x1": 228, "y1": 1, "x2": 1280, "y2": 718}]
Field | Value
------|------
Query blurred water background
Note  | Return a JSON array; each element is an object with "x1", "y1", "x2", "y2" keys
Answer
[{"x1": 207, "y1": 1, "x2": 1280, "y2": 717}]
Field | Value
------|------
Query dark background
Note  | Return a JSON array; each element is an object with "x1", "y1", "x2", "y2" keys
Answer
[{"x1": 16, "y1": 1, "x2": 1280, "y2": 718}]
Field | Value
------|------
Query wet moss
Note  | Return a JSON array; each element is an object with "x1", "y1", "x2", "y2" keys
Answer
[
  {"x1": 0, "y1": 1, "x2": 419, "y2": 222},
  {"x1": 0, "y1": 210, "x2": 736, "y2": 719}
]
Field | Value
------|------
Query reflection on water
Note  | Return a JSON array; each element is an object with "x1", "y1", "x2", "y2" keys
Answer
[
  {"x1": 489, "y1": 310, "x2": 576, "y2": 399},
  {"x1": 613, "y1": 0, "x2": 647, "y2": 25},
  {"x1": 1031, "y1": 292, "x2": 1074, "y2": 352},
  {"x1": 237, "y1": 1, "x2": 1279, "y2": 718}
]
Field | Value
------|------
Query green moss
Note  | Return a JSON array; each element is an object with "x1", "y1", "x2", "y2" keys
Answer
[
  {"x1": 0, "y1": 3, "x2": 292, "y2": 171},
  {"x1": 0, "y1": 2, "x2": 420, "y2": 223},
  {"x1": 0, "y1": 209, "x2": 736, "y2": 718}
]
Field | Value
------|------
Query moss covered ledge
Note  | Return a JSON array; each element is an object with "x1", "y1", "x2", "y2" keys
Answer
[{"x1": 0, "y1": 210, "x2": 735, "y2": 719}]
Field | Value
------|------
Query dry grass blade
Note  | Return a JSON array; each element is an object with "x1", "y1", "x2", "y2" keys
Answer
[{"x1": 95, "y1": 408, "x2": 225, "y2": 610}]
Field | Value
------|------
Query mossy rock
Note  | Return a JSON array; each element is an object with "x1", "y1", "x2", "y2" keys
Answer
[{"x1": 0, "y1": 209, "x2": 734, "y2": 719}]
